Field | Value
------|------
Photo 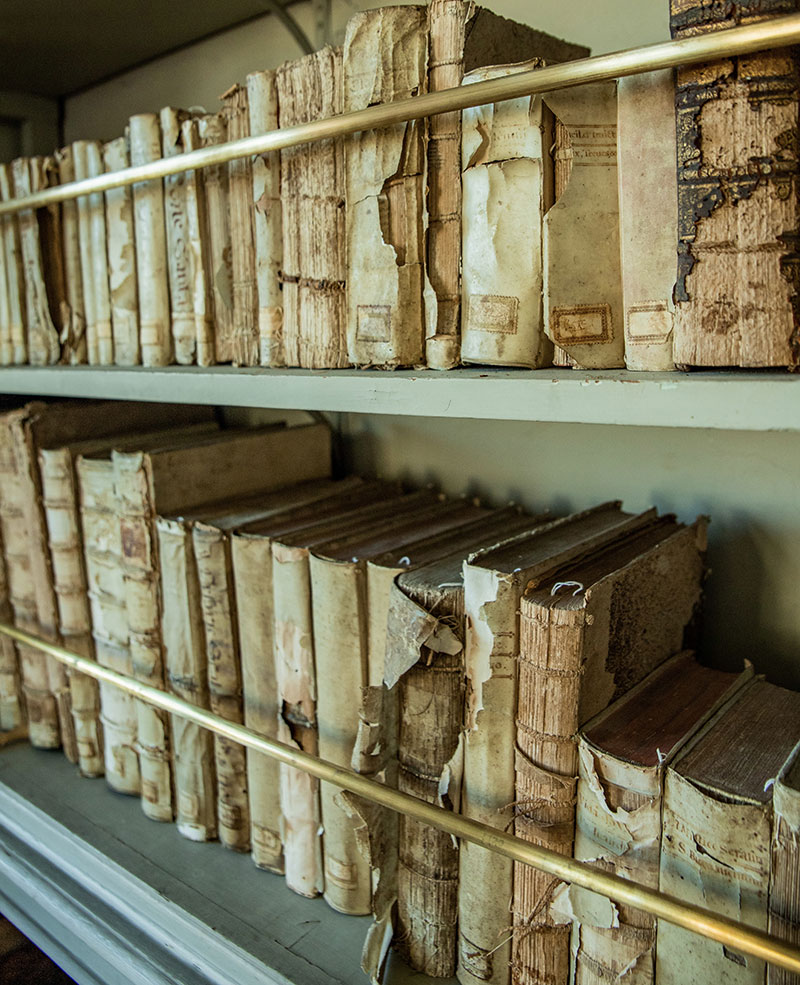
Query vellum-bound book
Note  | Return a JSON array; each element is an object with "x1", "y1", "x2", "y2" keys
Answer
[
  {"x1": 103, "y1": 135, "x2": 140, "y2": 366},
  {"x1": 0, "y1": 163, "x2": 26, "y2": 363},
  {"x1": 657, "y1": 679, "x2": 800, "y2": 985},
  {"x1": 570, "y1": 653, "x2": 749, "y2": 985},
  {"x1": 0, "y1": 524, "x2": 21, "y2": 730},
  {"x1": 247, "y1": 70, "x2": 283, "y2": 367},
  {"x1": 618, "y1": 71, "x2": 677, "y2": 372},
  {"x1": 461, "y1": 61, "x2": 551, "y2": 368},
  {"x1": 769, "y1": 741, "x2": 800, "y2": 985},
  {"x1": 129, "y1": 113, "x2": 171, "y2": 366},
  {"x1": 180, "y1": 119, "x2": 214, "y2": 368},
  {"x1": 543, "y1": 82, "x2": 624, "y2": 369},
  {"x1": 671, "y1": 0, "x2": 800, "y2": 368},
  {"x1": 277, "y1": 46, "x2": 349, "y2": 368},
  {"x1": 344, "y1": 5, "x2": 427, "y2": 368},
  {"x1": 73, "y1": 142, "x2": 112, "y2": 365},
  {"x1": 458, "y1": 503, "x2": 665, "y2": 985},
  {"x1": 55, "y1": 146, "x2": 88, "y2": 365},
  {"x1": 511, "y1": 515, "x2": 707, "y2": 985},
  {"x1": 197, "y1": 112, "x2": 232, "y2": 364}
]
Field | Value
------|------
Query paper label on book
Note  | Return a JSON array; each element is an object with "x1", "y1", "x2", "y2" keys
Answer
[
  {"x1": 356, "y1": 305, "x2": 391, "y2": 342},
  {"x1": 569, "y1": 125, "x2": 617, "y2": 166},
  {"x1": 551, "y1": 304, "x2": 613, "y2": 346},
  {"x1": 465, "y1": 295, "x2": 519, "y2": 335},
  {"x1": 627, "y1": 302, "x2": 673, "y2": 344}
]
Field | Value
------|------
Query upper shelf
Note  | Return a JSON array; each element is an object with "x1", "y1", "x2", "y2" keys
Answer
[{"x1": 0, "y1": 365, "x2": 797, "y2": 431}]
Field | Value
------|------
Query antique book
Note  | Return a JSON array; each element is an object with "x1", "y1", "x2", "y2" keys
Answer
[
  {"x1": 113, "y1": 423, "x2": 330, "y2": 822},
  {"x1": 0, "y1": 524, "x2": 21, "y2": 731},
  {"x1": 73, "y1": 142, "x2": 113, "y2": 365},
  {"x1": 543, "y1": 82, "x2": 625, "y2": 369},
  {"x1": 458, "y1": 503, "x2": 668, "y2": 985},
  {"x1": 246, "y1": 69, "x2": 284, "y2": 368},
  {"x1": 769, "y1": 740, "x2": 800, "y2": 985},
  {"x1": 511, "y1": 515, "x2": 708, "y2": 985},
  {"x1": 670, "y1": 0, "x2": 800, "y2": 368},
  {"x1": 231, "y1": 478, "x2": 394, "y2": 876},
  {"x1": 221, "y1": 84, "x2": 258, "y2": 367},
  {"x1": 12, "y1": 157, "x2": 61, "y2": 366},
  {"x1": 461, "y1": 61, "x2": 551, "y2": 368},
  {"x1": 55, "y1": 146, "x2": 88, "y2": 365},
  {"x1": 180, "y1": 119, "x2": 214, "y2": 368},
  {"x1": 72, "y1": 142, "x2": 101, "y2": 365},
  {"x1": 618, "y1": 71, "x2": 677, "y2": 372},
  {"x1": 0, "y1": 163, "x2": 26, "y2": 364},
  {"x1": 103, "y1": 135, "x2": 140, "y2": 367},
  {"x1": 343, "y1": 5, "x2": 427, "y2": 369},
  {"x1": 276, "y1": 46, "x2": 349, "y2": 369},
  {"x1": 657, "y1": 679, "x2": 800, "y2": 985},
  {"x1": 160, "y1": 106, "x2": 196, "y2": 365},
  {"x1": 424, "y1": 1, "x2": 589, "y2": 369},
  {"x1": 34, "y1": 156, "x2": 70, "y2": 365},
  {"x1": 197, "y1": 112, "x2": 233, "y2": 364},
  {"x1": 570, "y1": 653, "x2": 749, "y2": 985},
  {"x1": 129, "y1": 113, "x2": 171, "y2": 366},
  {"x1": 0, "y1": 220, "x2": 9, "y2": 366}
]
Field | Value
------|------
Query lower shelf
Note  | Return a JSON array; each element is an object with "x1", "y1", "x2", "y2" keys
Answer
[{"x1": 0, "y1": 742, "x2": 422, "y2": 985}]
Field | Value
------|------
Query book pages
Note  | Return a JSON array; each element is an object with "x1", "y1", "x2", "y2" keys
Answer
[
  {"x1": 769, "y1": 741, "x2": 800, "y2": 985},
  {"x1": 55, "y1": 147, "x2": 88, "y2": 365},
  {"x1": 618, "y1": 71, "x2": 677, "y2": 372},
  {"x1": 461, "y1": 62, "x2": 551, "y2": 368},
  {"x1": 0, "y1": 164, "x2": 27, "y2": 364},
  {"x1": 197, "y1": 113, "x2": 232, "y2": 364},
  {"x1": 129, "y1": 113, "x2": 172, "y2": 366},
  {"x1": 103, "y1": 135, "x2": 140, "y2": 366},
  {"x1": 344, "y1": 6, "x2": 427, "y2": 369},
  {"x1": 180, "y1": 119, "x2": 215, "y2": 368},
  {"x1": 160, "y1": 107, "x2": 196, "y2": 365},
  {"x1": 543, "y1": 82, "x2": 624, "y2": 369},
  {"x1": 246, "y1": 69, "x2": 284, "y2": 367}
]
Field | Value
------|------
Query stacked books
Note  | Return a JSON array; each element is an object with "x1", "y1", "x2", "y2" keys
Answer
[{"x1": 3, "y1": 2, "x2": 792, "y2": 372}]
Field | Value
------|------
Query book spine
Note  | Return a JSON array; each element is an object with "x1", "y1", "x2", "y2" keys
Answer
[
  {"x1": 272, "y1": 542, "x2": 324, "y2": 897},
  {"x1": 113, "y1": 450, "x2": 172, "y2": 820},
  {"x1": 160, "y1": 107, "x2": 196, "y2": 365},
  {"x1": 276, "y1": 47, "x2": 348, "y2": 369},
  {"x1": 246, "y1": 70, "x2": 284, "y2": 368},
  {"x1": 344, "y1": 7, "x2": 427, "y2": 369},
  {"x1": 542, "y1": 82, "x2": 625, "y2": 370},
  {"x1": 197, "y1": 113, "x2": 232, "y2": 364},
  {"x1": 157, "y1": 517, "x2": 217, "y2": 841},
  {"x1": 425, "y1": 0, "x2": 465, "y2": 370},
  {"x1": 129, "y1": 113, "x2": 172, "y2": 366},
  {"x1": 670, "y1": 0, "x2": 800, "y2": 368},
  {"x1": 0, "y1": 523, "x2": 21, "y2": 730},
  {"x1": 221, "y1": 85, "x2": 259, "y2": 367},
  {"x1": 0, "y1": 164, "x2": 27, "y2": 364},
  {"x1": 79, "y1": 458, "x2": 140, "y2": 793},
  {"x1": 55, "y1": 147, "x2": 88, "y2": 365},
  {"x1": 12, "y1": 158, "x2": 61, "y2": 366},
  {"x1": 40, "y1": 447, "x2": 103, "y2": 776},
  {"x1": 72, "y1": 142, "x2": 99, "y2": 364},
  {"x1": 231, "y1": 534, "x2": 284, "y2": 873},
  {"x1": 103, "y1": 136, "x2": 140, "y2": 366},
  {"x1": 180, "y1": 119, "x2": 215, "y2": 368},
  {"x1": 84, "y1": 143, "x2": 113, "y2": 365},
  {"x1": 0, "y1": 183, "x2": 11, "y2": 364},
  {"x1": 511, "y1": 600, "x2": 586, "y2": 985},
  {"x1": 193, "y1": 524, "x2": 250, "y2": 851},
  {"x1": 768, "y1": 751, "x2": 800, "y2": 985}
]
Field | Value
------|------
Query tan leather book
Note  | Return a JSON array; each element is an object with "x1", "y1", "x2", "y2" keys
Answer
[
  {"x1": 103, "y1": 134, "x2": 140, "y2": 367},
  {"x1": 618, "y1": 71, "x2": 677, "y2": 372},
  {"x1": 197, "y1": 112, "x2": 232, "y2": 364},
  {"x1": 344, "y1": 5, "x2": 427, "y2": 369},
  {"x1": 570, "y1": 653, "x2": 751, "y2": 985},
  {"x1": 670, "y1": 0, "x2": 800, "y2": 368},
  {"x1": 276, "y1": 46, "x2": 348, "y2": 369},
  {"x1": 129, "y1": 113, "x2": 171, "y2": 366},
  {"x1": 0, "y1": 163, "x2": 26, "y2": 364},
  {"x1": 769, "y1": 740, "x2": 800, "y2": 985},
  {"x1": 246, "y1": 69, "x2": 284, "y2": 368},
  {"x1": 657, "y1": 679, "x2": 800, "y2": 984},
  {"x1": 55, "y1": 146, "x2": 88, "y2": 365}
]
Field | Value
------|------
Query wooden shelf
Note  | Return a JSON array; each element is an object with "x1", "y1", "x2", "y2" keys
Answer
[{"x1": 0, "y1": 365, "x2": 798, "y2": 430}]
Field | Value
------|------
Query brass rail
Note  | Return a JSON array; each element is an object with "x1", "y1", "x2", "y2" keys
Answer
[
  {"x1": 1, "y1": 14, "x2": 800, "y2": 216},
  {"x1": 0, "y1": 621, "x2": 798, "y2": 974}
]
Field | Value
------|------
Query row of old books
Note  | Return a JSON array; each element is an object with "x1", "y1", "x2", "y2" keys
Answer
[
  {"x1": 2, "y1": 1, "x2": 797, "y2": 374},
  {"x1": 0, "y1": 398, "x2": 796, "y2": 983}
]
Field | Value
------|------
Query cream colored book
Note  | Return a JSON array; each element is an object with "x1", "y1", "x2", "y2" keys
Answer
[
  {"x1": 0, "y1": 195, "x2": 11, "y2": 366},
  {"x1": 221, "y1": 83, "x2": 258, "y2": 367},
  {"x1": 181, "y1": 118, "x2": 214, "y2": 368},
  {"x1": 73, "y1": 142, "x2": 112, "y2": 365},
  {"x1": 55, "y1": 146, "x2": 88, "y2": 365},
  {"x1": 276, "y1": 46, "x2": 348, "y2": 369},
  {"x1": 160, "y1": 106, "x2": 195, "y2": 365},
  {"x1": 769, "y1": 741, "x2": 800, "y2": 985},
  {"x1": 113, "y1": 423, "x2": 331, "y2": 822},
  {"x1": 197, "y1": 112, "x2": 232, "y2": 364},
  {"x1": 103, "y1": 135, "x2": 140, "y2": 366},
  {"x1": 458, "y1": 504, "x2": 661, "y2": 985},
  {"x1": 129, "y1": 112, "x2": 171, "y2": 366},
  {"x1": 72, "y1": 141, "x2": 100, "y2": 364},
  {"x1": 618, "y1": 71, "x2": 677, "y2": 372},
  {"x1": 543, "y1": 82, "x2": 624, "y2": 369},
  {"x1": 0, "y1": 522, "x2": 21, "y2": 730},
  {"x1": 461, "y1": 61, "x2": 551, "y2": 368},
  {"x1": 344, "y1": 6, "x2": 427, "y2": 369},
  {"x1": 246, "y1": 69, "x2": 283, "y2": 368},
  {"x1": 0, "y1": 164, "x2": 27, "y2": 364},
  {"x1": 657, "y1": 680, "x2": 800, "y2": 985},
  {"x1": 570, "y1": 654, "x2": 749, "y2": 985}
]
